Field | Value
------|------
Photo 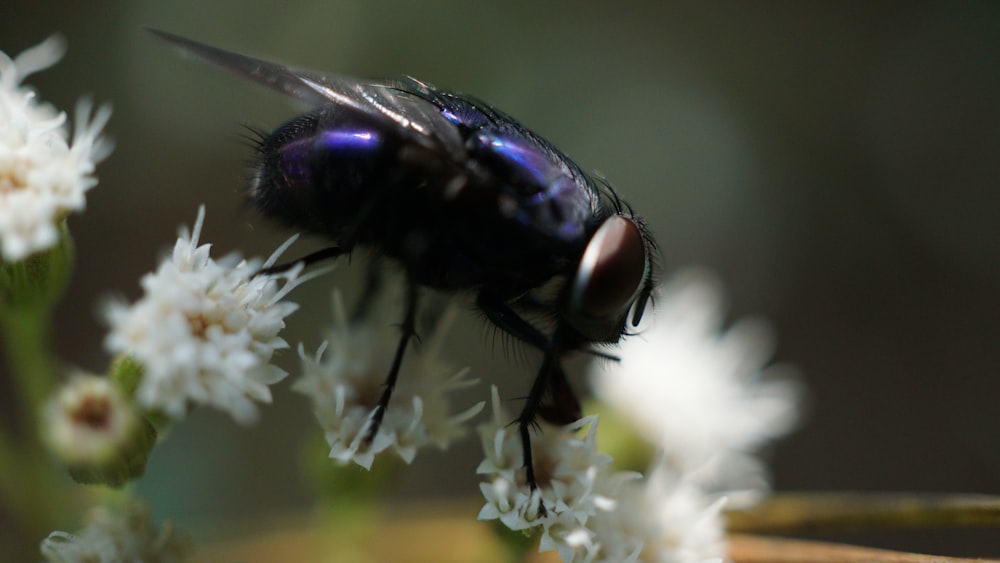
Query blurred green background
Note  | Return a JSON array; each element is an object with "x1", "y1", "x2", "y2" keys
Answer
[{"x1": 2, "y1": 1, "x2": 999, "y2": 557}]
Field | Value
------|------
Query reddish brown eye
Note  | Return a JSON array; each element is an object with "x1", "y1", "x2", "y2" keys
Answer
[{"x1": 570, "y1": 215, "x2": 647, "y2": 320}]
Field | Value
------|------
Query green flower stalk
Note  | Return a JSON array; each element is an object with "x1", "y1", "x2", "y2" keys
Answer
[{"x1": 0, "y1": 224, "x2": 73, "y2": 432}]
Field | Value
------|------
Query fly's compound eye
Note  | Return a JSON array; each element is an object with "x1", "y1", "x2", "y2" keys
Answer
[{"x1": 568, "y1": 215, "x2": 648, "y2": 340}]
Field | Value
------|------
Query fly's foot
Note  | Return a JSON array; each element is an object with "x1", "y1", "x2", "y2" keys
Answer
[{"x1": 518, "y1": 414, "x2": 550, "y2": 518}]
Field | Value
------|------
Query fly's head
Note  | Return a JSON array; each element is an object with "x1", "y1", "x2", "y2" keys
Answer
[{"x1": 562, "y1": 211, "x2": 656, "y2": 344}]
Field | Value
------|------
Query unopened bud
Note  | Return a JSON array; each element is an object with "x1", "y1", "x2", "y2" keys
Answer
[{"x1": 43, "y1": 374, "x2": 156, "y2": 487}]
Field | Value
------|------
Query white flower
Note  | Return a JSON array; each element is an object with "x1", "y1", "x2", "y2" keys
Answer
[
  {"x1": 295, "y1": 289, "x2": 483, "y2": 469},
  {"x1": 563, "y1": 464, "x2": 729, "y2": 563},
  {"x1": 104, "y1": 206, "x2": 316, "y2": 424},
  {"x1": 590, "y1": 269, "x2": 802, "y2": 495},
  {"x1": 0, "y1": 35, "x2": 111, "y2": 261},
  {"x1": 638, "y1": 464, "x2": 729, "y2": 563},
  {"x1": 40, "y1": 502, "x2": 190, "y2": 562}
]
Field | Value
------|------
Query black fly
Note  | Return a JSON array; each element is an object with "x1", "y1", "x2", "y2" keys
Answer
[{"x1": 152, "y1": 30, "x2": 657, "y2": 511}]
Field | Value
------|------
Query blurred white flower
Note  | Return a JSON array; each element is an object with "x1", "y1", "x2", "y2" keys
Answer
[
  {"x1": 641, "y1": 464, "x2": 729, "y2": 563},
  {"x1": 104, "y1": 207, "x2": 316, "y2": 424},
  {"x1": 590, "y1": 269, "x2": 802, "y2": 495},
  {"x1": 295, "y1": 290, "x2": 483, "y2": 469},
  {"x1": 40, "y1": 502, "x2": 190, "y2": 563},
  {"x1": 559, "y1": 470, "x2": 646, "y2": 563},
  {"x1": 0, "y1": 35, "x2": 111, "y2": 262},
  {"x1": 564, "y1": 466, "x2": 729, "y2": 563}
]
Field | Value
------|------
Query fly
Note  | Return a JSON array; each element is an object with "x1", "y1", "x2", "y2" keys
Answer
[{"x1": 151, "y1": 30, "x2": 657, "y2": 513}]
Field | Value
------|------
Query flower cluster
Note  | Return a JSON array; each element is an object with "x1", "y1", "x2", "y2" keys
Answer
[
  {"x1": 476, "y1": 388, "x2": 729, "y2": 563},
  {"x1": 477, "y1": 386, "x2": 616, "y2": 560},
  {"x1": 296, "y1": 290, "x2": 483, "y2": 469},
  {"x1": 104, "y1": 207, "x2": 315, "y2": 424},
  {"x1": 0, "y1": 35, "x2": 111, "y2": 262}
]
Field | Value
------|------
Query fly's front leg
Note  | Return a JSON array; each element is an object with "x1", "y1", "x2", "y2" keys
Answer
[
  {"x1": 477, "y1": 293, "x2": 582, "y2": 517},
  {"x1": 537, "y1": 360, "x2": 581, "y2": 426}
]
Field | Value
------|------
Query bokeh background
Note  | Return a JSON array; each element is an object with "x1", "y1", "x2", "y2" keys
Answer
[{"x1": 2, "y1": 1, "x2": 998, "y2": 557}]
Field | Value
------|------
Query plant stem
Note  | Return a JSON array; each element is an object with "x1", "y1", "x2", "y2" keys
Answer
[
  {"x1": 729, "y1": 533, "x2": 998, "y2": 563},
  {"x1": 727, "y1": 492, "x2": 1000, "y2": 534},
  {"x1": 0, "y1": 243, "x2": 69, "y2": 554}
]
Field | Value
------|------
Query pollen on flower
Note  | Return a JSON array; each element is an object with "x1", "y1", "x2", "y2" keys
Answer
[
  {"x1": 0, "y1": 35, "x2": 111, "y2": 262},
  {"x1": 295, "y1": 288, "x2": 483, "y2": 469},
  {"x1": 104, "y1": 206, "x2": 318, "y2": 425}
]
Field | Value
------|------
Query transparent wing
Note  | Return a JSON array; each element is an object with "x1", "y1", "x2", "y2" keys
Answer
[{"x1": 149, "y1": 29, "x2": 464, "y2": 157}]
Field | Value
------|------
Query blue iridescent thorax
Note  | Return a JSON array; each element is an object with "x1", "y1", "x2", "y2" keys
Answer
[{"x1": 432, "y1": 93, "x2": 598, "y2": 243}]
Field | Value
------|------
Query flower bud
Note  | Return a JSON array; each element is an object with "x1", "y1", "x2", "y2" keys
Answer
[{"x1": 43, "y1": 374, "x2": 156, "y2": 487}]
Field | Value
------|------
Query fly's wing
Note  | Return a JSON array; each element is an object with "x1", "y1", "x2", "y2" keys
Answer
[{"x1": 149, "y1": 29, "x2": 465, "y2": 159}]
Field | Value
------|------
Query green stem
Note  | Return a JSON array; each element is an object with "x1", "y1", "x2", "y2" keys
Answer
[
  {"x1": 0, "y1": 426, "x2": 27, "y2": 514},
  {"x1": 0, "y1": 225, "x2": 72, "y2": 437},
  {"x1": 0, "y1": 227, "x2": 76, "y2": 551}
]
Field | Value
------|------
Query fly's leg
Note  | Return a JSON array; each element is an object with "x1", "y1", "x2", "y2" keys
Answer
[
  {"x1": 477, "y1": 293, "x2": 582, "y2": 517},
  {"x1": 517, "y1": 350, "x2": 557, "y2": 517},
  {"x1": 362, "y1": 278, "x2": 419, "y2": 445},
  {"x1": 256, "y1": 245, "x2": 345, "y2": 276},
  {"x1": 537, "y1": 361, "x2": 581, "y2": 426}
]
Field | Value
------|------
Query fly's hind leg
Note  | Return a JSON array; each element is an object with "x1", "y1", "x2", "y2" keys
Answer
[{"x1": 362, "y1": 277, "x2": 419, "y2": 446}]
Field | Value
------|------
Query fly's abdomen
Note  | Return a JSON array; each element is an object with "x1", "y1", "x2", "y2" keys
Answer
[{"x1": 249, "y1": 108, "x2": 393, "y2": 238}]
